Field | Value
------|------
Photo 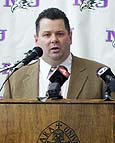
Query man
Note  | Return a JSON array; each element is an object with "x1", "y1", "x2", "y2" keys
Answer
[{"x1": 4, "y1": 8, "x2": 105, "y2": 99}]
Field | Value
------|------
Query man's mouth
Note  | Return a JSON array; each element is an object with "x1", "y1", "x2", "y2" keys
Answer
[{"x1": 51, "y1": 47, "x2": 60, "y2": 52}]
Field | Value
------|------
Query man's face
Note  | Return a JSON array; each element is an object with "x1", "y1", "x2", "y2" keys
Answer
[{"x1": 34, "y1": 18, "x2": 72, "y2": 65}]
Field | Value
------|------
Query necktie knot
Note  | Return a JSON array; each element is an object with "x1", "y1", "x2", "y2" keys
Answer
[
  {"x1": 50, "y1": 66, "x2": 57, "y2": 72},
  {"x1": 47, "y1": 66, "x2": 57, "y2": 78}
]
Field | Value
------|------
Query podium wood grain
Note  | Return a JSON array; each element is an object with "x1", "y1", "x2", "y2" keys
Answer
[{"x1": 0, "y1": 99, "x2": 115, "y2": 143}]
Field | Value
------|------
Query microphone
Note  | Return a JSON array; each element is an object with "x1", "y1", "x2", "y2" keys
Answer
[
  {"x1": 0, "y1": 47, "x2": 43, "y2": 92},
  {"x1": 46, "y1": 65, "x2": 70, "y2": 99},
  {"x1": 96, "y1": 66, "x2": 115, "y2": 84},
  {"x1": 13, "y1": 47, "x2": 43, "y2": 72},
  {"x1": 96, "y1": 66, "x2": 115, "y2": 101}
]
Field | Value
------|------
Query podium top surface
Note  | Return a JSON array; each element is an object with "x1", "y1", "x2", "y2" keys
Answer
[{"x1": 0, "y1": 99, "x2": 115, "y2": 104}]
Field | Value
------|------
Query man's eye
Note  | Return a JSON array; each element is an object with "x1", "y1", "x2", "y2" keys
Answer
[
  {"x1": 58, "y1": 33, "x2": 64, "y2": 36},
  {"x1": 44, "y1": 34, "x2": 50, "y2": 37}
]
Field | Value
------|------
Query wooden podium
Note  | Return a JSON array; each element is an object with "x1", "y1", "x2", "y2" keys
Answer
[{"x1": 0, "y1": 99, "x2": 115, "y2": 143}]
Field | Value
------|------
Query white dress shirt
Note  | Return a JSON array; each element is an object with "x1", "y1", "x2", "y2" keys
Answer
[{"x1": 39, "y1": 54, "x2": 72, "y2": 99}]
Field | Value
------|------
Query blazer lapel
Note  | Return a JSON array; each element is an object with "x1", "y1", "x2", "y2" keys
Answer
[
  {"x1": 23, "y1": 61, "x2": 40, "y2": 99},
  {"x1": 67, "y1": 57, "x2": 88, "y2": 99}
]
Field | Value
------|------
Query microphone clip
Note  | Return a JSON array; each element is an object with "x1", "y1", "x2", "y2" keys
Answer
[
  {"x1": 103, "y1": 84, "x2": 113, "y2": 101},
  {"x1": 46, "y1": 82, "x2": 63, "y2": 100},
  {"x1": 103, "y1": 77, "x2": 115, "y2": 101}
]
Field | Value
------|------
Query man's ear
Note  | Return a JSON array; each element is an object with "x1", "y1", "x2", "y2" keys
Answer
[
  {"x1": 69, "y1": 31, "x2": 72, "y2": 45},
  {"x1": 34, "y1": 35, "x2": 39, "y2": 46}
]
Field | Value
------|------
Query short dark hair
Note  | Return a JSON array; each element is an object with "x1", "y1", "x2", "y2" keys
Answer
[{"x1": 35, "y1": 8, "x2": 70, "y2": 35}]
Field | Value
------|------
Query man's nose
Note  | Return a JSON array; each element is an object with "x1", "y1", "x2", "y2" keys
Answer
[{"x1": 51, "y1": 34, "x2": 58, "y2": 43}]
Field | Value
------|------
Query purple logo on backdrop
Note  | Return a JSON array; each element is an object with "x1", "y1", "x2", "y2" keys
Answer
[
  {"x1": 106, "y1": 30, "x2": 115, "y2": 48},
  {"x1": 73, "y1": 0, "x2": 108, "y2": 11},
  {"x1": 1, "y1": 63, "x2": 11, "y2": 74},
  {"x1": 3, "y1": 0, "x2": 40, "y2": 12},
  {"x1": 0, "y1": 30, "x2": 7, "y2": 41}
]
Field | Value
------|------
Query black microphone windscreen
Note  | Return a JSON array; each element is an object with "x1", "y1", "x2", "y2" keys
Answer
[
  {"x1": 49, "y1": 66, "x2": 70, "y2": 86},
  {"x1": 23, "y1": 47, "x2": 43, "y2": 65},
  {"x1": 96, "y1": 66, "x2": 114, "y2": 82},
  {"x1": 33, "y1": 47, "x2": 43, "y2": 57}
]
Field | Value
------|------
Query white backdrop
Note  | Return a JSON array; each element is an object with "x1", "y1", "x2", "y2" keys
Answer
[{"x1": 0, "y1": 0, "x2": 115, "y2": 96}]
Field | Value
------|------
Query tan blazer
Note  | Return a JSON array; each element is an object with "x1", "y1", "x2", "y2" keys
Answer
[{"x1": 3, "y1": 56, "x2": 104, "y2": 99}]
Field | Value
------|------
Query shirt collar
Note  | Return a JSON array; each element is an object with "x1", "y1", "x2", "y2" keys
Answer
[
  {"x1": 60, "y1": 53, "x2": 72, "y2": 73},
  {"x1": 40, "y1": 53, "x2": 72, "y2": 77},
  {"x1": 40, "y1": 58, "x2": 51, "y2": 79}
]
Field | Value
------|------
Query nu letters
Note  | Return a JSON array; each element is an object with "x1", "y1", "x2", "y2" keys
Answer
[
  {"x1": 73, "y1": 0, "x2": 108, "y2": 8},
  {"x1": 3, "y1": 0, "x2": 40, "y2": 7},
  {"x1": 0, "y1": 30, "x2": 7, "y2": 41}
]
